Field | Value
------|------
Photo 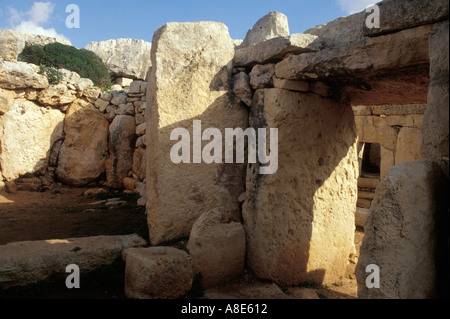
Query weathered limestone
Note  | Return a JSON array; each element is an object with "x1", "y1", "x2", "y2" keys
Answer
[
  {"x1": 124, "y1": 247, "x2": 193, "y2": 299},
  {"x1": 234, "y1": 33, "x2": 322, "y2": 67},
  {"x1": 132, "y1": 147, "x2": 146, "y2": 182},
  {"x1": 0, "y1": 99, "x2": 64, "y2": 181},
  {"x1": 0, "y1": 60, "x2": 49, "y2": 89},
  {"x1": 56, "y1": 99, "x2": 109, "y2": 186},
  {"x1": 242, "y1": 88, "x2": 358, "y2": 286},
  {"x1": 187, "y1": 209, "x2": 246, "y2": 288},
  {"x1": 0, "y1": 234, "x2": 147, "y2": 289},
  {"x1": 249, "y1": 64, "x2": 275, "y2": 89},
  {"x1": 37, "y1": 84, "x2": 77, "y2": 106},
  {"x1": 0, "y1": 88, "x2": 14, "y2": 115},
  {"x1": 357, "y1": 160, "x2": 441, "y2": 298},
  {"x1": 146, "y1": 22, "x2": 248, "y2": 245},
  {"x1": 273, "y1": 78, "x2": 309, "y2": 92},
  {"x1": 363, "y1": 0, "x2": 449, "y2": 37},
  {"x1": 239, "y1": 12, "x2": 290, "y2": 48},
  {"x1": 85, "y1": 39, "x2": 152, "y2": 80},
  {"x1": 106, "y1": 115, "x2": 136, "y2": 188},
  {"x1": 395, "y1": 127, "x2": 423, "y2": 164},
  {"x1": 276, "y1": 24, "x2": 434, "y2": 81},
  {"x1": 232, "y1": 72, "x2": 252, "y2": 107},
  {"x1": 421, "y1": 23, "x2": 449, "y2": 160}
]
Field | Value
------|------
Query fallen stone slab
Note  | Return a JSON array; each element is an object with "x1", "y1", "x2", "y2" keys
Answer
[
  {"x1": 0, "y1": 234, "x2": 147, "y2": 289},
  {"x1": 234, "y1": 33, "x2": 322, "y2": 67}
]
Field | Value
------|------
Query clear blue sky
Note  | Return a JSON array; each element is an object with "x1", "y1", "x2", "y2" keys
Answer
[{"x1": 0, "y1": 0, "x2": 375, "y2": 48}]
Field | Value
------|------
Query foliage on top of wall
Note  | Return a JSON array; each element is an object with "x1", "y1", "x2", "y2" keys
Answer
[{"x1": 18, "y1": 43, "x2": 112, "y2": 89}]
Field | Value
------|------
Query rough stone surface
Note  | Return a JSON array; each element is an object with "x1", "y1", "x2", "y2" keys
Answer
[
  {"x1": 146, "y1": 22, "x2": 248, "y2": 245},
  {"x1": 0, "y1": 88, "x2": 14, "y2": 115},
  {"x1": 364, "y1": 0, "x2": 449, "y2": 37},
  {"x1": 132, "y1": 147, "x2": 146, "y2": 181},
  {"x1": 85, "y1": 39, "x2": 152, "y2": 80},
  {"x1": 106, "y1": 115, "x2": 136, "y2": 188},
  {"x1": 276, "y1": 24, "x2": 434, "y2": 80},
  {"x1": 37, "y1": 84, "x2": 77, "y2": 106},
  {"x1": 249, "y1": 64, "x2": 275, "y2": 89},
  {"x1": 239, "y1": 12, "x2": 290, "y2": 48},
  {"x1": 0, "y1": 61, "x2": 49, "y2": 89},
  {"x1": 56, "y1": 99, "x2": 109, "y2": 186},
  {"x1": 124, "y1": 247, "x2": 193, "y2": 299},
  {"x1": 395, "y1": 127, "x2": 423, "y2": 165},
  {"x1": 233, "y1": 72, "x2": 252, "y2": 106},
  {"x1": 0, "y1": 234, "x2": 147, "y2": 289},
  {"x1": 0, "y1": 99, "x2": 64, "y2": 181},
  {"x1": 242, "y1": 89, "x2": 358, "y2": 286},
  {"x1": 187, "y1": 209, "x2": 246, "y2": 288},
  {"x1": 273, "y1": 78, "x2": 309, "y2": 92},
  {"x1": 372, "y1": 104, "x2": 428, "y2": 116},
  {"x1": 356, "y1": 160, "x2": 441, "y2": 299},
  {"x1": 421, "y1": 23, "x2": 449, "y2": 160},
  {"x1": 235, "y1": 33, "x2": 322, "y2": 67}
]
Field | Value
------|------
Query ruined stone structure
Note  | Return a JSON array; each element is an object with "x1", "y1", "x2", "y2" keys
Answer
[{"x1": 0, "y1": 0, "x2": 448, "y2": 299}]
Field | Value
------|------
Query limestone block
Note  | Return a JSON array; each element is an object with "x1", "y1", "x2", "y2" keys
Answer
[
  {"x1": 372, "y1": 104, "x2": 428, "y2": 116},
  {"x1": 421, "y1": 23, "x2": 449, "y2": 160},
  {"x1": 85, "y1": 39, "x2": 152, "y2": 80},
  {"x1": 385, "y1": 114, "x2": 423, "y2": 128},
  {"x1": 380, "y1": 145, "x2": 395, "y2": 179},
  {"x1": 273, "y1": 78, "x2": 309, "y2": 92},
  {"x1": 124, "y1": 247, "x2": 193, "y2": 299},
  {"x1": 234, "y1": 33, "x2": 321, "y2": 67},
  {"x1": 132, "y1": 147, "x2": 147, "y2": 182},
  {"x1": 0, "y1": 99, "x2": 64, "y2": 181},
  {"x1": 37, "y1": 84, "x2": 77, "y2": 106},
  {"x1": 0, "y1": 234, "x2": 147, "y2": 289},
  {"x1": 111, "y1": 92, "x2": 128, "y2": 106},
  {"x1": 249, "y1": 64, "x2": 275, "y2": 89},
  {"x1": 356, "y1": 160, "x2": 441, "y2": 298},
  {"x1": 239, "y1": 12, "x2": 289, "y2": 48},
  {"x1": 0, "y1": 29, "x2": 22, "y2": 62},
  {"x1": 395, "y1": 127, "x2": 423, "y2": 165},
  {"x1": 146, "y1": 22, "x2": 248, "y2": 245},
  {"x1": 242, "y1": 89, "x2": 358, "y2": 286},
  {"x1": 0, "y1": 61, "x2": 48, "y2": 89},
  {"x1": 187, "y1": 209, "x2": 246, "y2": 288},
  {"x1": 0, "y1": 88, "x2": 14, "y2": 115},
  {"x1": 94, "y1": 98, "x2": 110, "y2": 113},
  {"x1": 56, "y1": 99, "x2": 109, "y2": 186},
  {"x1": 232, "y1": 72, "x2": 252, "y2": 107},
  {"x1": 106, "y1": 115, "x2": 136, "y2": 188}
]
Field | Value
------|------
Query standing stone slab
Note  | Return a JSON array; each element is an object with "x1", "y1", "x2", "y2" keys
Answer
[
  {"x1": 56, "y1": 99, "x2": 109, "y2": 186},
  {"x1": 146, "y1": 22, "x2": 248, "y2": 245},
  {"x1": 356, "y1": 160, "x2": 441, "y2": 299},
  {"x1": 106, "y1": 115, "x2": 136, "y2": 188},
  {"x1": 239, "y1": 12, "x2": 290, "y2": 48},
  {"x1": 0, "y1": 99, "x2": 65, "y2": 181},
  {"x1": 242, "y1": 88, "x2": 358, "y2": 286}
]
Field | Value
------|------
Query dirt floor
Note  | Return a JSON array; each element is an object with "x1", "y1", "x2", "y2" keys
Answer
[{"x1": 0, "y1": 185, "x2": 364, "y2": 299}]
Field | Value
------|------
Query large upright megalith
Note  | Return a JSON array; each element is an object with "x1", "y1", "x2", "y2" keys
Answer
[
  {"x1": 242, "y1": 88, "x2": 359, "y2": 286},
  {"x1": 146, "y1": 22, "x2": 249, "y2": 245}
]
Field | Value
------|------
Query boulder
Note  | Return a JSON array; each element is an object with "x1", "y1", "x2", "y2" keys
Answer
[
  {"x1": 249, "y1": 64, "x2": 275, "y2": 89},
  {"x1": 0, "y1": 99, "x2": 64, "y2": 181},
  {"x1": 132, "y1": 147, "x2": 146, "y2": 182},
  {"x1": 124, "y1": 247, "x2": 193, "y2": 299},
  {"x1": 146, "y1": 21, "x2": 248, "y2": 245},
  {"x1": 0, "y1": 60, "x2": 48, "y2": 89},
  {"x1": 239, "y1": 12, "x2": 290, "y2": 48},
  {"x1": 56, "y1": 99, "x2": 109, "y2": 186},
  {"x1": 356, "y1": 160, "x2": 442, "y2": 298},
  {"x1": 37, "y1": 84, "x2": 77, "y2": 106},
  {"x1": 187, "y1": 209, "x2": 246, "y2": 288},
  {"x1": 84, "y1": 39, "x2": 152, "y2": 80},
  {"x1": 242, "y1": 89, "x2": 358, "y2": 286},
  {"x1": 106, "y1": 115, "x2": 136, "y2": 188},
  {"x1": 0, "y1": 234, "x2": 147, "y2": 289}
]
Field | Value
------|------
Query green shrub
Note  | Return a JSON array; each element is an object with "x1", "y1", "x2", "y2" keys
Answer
[
  {"x1": 38, "y1": 65, "x2": 63, "y2": 85},
  {"x1": 19, "y1": 43, "x2": 112, "y2": 89}
]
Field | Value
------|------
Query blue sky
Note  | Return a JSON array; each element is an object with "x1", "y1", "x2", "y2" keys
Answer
[{"x1": 0, "y1": 0, "x2": 376, "y2": 48}]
